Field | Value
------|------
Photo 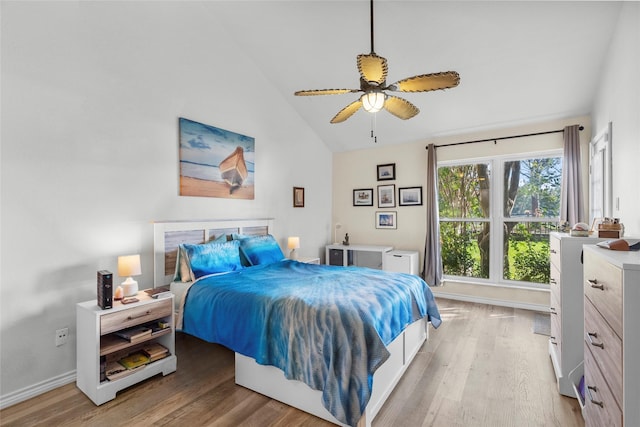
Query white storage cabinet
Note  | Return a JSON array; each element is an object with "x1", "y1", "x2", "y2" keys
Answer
[{"x1": 383, "y1": 250, "x2": 419, "y2": 275}]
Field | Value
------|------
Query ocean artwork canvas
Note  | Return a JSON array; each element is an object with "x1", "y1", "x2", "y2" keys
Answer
[{"x1": 179, "y1": 117, "x2": 255, "y2": 199}]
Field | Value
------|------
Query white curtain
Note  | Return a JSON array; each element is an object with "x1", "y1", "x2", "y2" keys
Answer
[
  {"x1": 423, "y1": 144, "x2": 443, "y2": 286},
  {"x1": 560, "y1": 125, "x2": 585, "y2": 226}
]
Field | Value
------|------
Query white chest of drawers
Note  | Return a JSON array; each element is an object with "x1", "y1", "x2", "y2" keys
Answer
[
  {"x1": 582, "y1": 245, "x2": 640, "y2": 427},
  {"x1": 548, "y1": 232, "x2": 605, "y2": 397}
]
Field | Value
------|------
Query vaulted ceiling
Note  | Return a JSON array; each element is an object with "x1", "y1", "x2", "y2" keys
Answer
[{"x1": 208, "y1": 1, "x2": 621, "y2": 152}]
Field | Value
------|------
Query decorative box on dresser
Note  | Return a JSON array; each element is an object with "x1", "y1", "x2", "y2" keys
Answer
[
  {"x1": 582, "y1": 244, "x2": 640, "y2": 427},
  {"x1": 76, "y1": 292, "x2": 177, "y2": 405},
  {"x1": 548, "y1": 232, "x2": 605, "y2": 397}
]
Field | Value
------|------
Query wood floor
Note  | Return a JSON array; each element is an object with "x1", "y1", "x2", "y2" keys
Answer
[{"x1": 0, "y1": 299, "x2": 583, "y2": 427}]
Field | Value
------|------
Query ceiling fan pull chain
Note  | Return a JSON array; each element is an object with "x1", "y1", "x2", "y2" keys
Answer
[{"x1": 370, "y1": 113, "x2": 378, "y2": 143}]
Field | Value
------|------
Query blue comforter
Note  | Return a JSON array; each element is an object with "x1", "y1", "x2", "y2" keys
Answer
[{"x1": 182, "y1": 260, "x2": 441, "y2": 426}]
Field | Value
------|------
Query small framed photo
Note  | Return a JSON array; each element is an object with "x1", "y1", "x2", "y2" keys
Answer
[
  {"x1": 399, "y1": 186, "x2": 423, "y2": 206},
  {"x1": 377, "y1": 184, "x2": 396, "y2": 208},
  {"x1": 293, "y1": 187, "x2": 305, "y2": 207},
  {"x1": 353, "y1": 188, "x2": 374, "y2": 206},
  {"x1": 377, "y1": 163, "x2": 396, "y2": 181},
  {"x1": 376, "y1": 211, "x2": 397, "y2": 229}
]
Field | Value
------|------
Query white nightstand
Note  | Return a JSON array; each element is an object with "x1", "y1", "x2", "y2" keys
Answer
[
  {"x1": 76, "y1": 292, "x2": 177, "y2": 405},
  {"x1": 293, "y1": 256, "x2": 320, "y2": 264}
]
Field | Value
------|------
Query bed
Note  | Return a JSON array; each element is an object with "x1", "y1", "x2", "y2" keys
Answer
[{"x1": 153, "y1": 219, "x2": 441, "y2": 427}]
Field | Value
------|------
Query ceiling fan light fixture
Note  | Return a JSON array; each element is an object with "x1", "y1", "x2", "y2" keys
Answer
[{"x1": 361, "y1": 91, "x2": 385, "y2": 113}]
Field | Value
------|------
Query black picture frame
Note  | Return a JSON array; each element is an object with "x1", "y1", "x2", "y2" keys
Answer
[
  {"x1": 399, "y1": 186, "x2": 423, "y2": 206},
  {"x1": 353, "y1": 188, "x2": 374, "y2": 206},
  {"x1": 377, "y1": 163, "x2": 396, "y2": 181},
  {"x1": 377, "y1": 184, "x2": 396, "y2": 208},
  {"x1": 293, "y1": 187, "x2": 305, "y2": 207}
]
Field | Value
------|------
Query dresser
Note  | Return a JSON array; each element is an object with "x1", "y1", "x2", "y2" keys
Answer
[
  {"x1": 548, "y1": 232, "x2": 605, "y2": 397},
  {"x1": 582, "y1": 245, "x2": 640, "y2": 426}
]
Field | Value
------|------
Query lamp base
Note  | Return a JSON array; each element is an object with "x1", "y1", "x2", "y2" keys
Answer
[
  {"x1": 289, "y1": 249, "x2": 298, "y2": 260},
  {"x1": 121, "y1": 278, "x2": 138, "y2": 297}
]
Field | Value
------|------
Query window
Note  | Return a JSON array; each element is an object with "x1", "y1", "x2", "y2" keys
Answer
[{"x1": 438, "y1": 153, "x2": 562, "y2": 287}]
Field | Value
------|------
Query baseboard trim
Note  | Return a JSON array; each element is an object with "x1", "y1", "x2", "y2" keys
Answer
[
  {"x1": 0, "y1": 370, "x2": 76, "y2": 410},
  {"x1": 432, "y1": 290, "x2": 549, "y2": 313}
]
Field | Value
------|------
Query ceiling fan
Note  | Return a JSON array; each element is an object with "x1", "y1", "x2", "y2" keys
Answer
[{"x1": 294, "y1": 0, "x2": 460, "y2": 124}]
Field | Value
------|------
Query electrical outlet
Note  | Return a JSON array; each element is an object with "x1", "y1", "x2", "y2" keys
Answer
[{"x1": 55, "y1": 328, "x2": 68, "y2": 346}]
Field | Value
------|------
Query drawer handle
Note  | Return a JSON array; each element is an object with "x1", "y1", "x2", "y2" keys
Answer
[
  {"x1": 550, "y1": 307, "x2": 557, "y2": 315},
  {"x1": 550, "y1": 278, "x2": 557, "y2": 284},
  {"x1": 550, "y1": 249, "x2": 557, "y2": 254},
  {"x1": 587, "y1": 386, "x2": 604, "y2": 408},
  {"x1": 127, "y1": 310, "x2": 152, "y2": 321},
  {"x1": 588, "y1": 279, "x2": 604, "y2": 290},
  {"x1": 587, "y1": 332, "x2": 604, "y2": 349},
  {"x1": 550, "y1": 337, "x2": 557, "y2": 345}
]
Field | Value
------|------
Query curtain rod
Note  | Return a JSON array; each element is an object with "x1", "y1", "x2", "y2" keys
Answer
[{"x1": 426, "y1": 125, "x2": 584, "y2": 150}]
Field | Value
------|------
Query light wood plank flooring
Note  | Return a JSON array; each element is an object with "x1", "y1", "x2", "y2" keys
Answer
[{"x1": 0, "y1": 299, "x2": 583, "y2": 426}]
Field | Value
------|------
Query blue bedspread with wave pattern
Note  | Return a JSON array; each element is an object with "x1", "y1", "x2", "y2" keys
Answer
[{"x1": 182, "y1": 260, "x2": 441, "y2": 426}]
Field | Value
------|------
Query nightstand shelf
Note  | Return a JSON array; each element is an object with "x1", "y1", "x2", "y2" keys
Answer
[{"x1": 76, "y1": 292, "x2": 177, "y2": 405}]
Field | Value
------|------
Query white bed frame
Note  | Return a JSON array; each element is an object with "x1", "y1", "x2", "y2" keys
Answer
[{"x1": 153, "y1": 219, "x2": 428, "y2": 427}]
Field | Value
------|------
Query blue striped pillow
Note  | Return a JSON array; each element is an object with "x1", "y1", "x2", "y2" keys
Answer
[{"x1": 238, "y1": 235, "x2": 284, "y2": 266}]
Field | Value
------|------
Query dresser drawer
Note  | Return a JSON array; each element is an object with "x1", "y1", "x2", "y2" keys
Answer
[
  {"x1": 584, "y1": 344, "x2": 622, "y2": 427},
  {"x1": 583, "y1": 250, "x2": 622, "y2": 337},
  {"x1": 550, "y1": 308, "x2": 562, "y2": 356},
  {"x1": 584, "y1": 298, "x2": 622, "y2": 405},
  {"x1": 100, "y1": 299, "x2": 172, "y2": 335},
  {"x1": 550, "y1": 263, "x2": 561, "y2": 301},
  {"x1": 549, "y1": 235, "x2": 561, "y2": 269}
]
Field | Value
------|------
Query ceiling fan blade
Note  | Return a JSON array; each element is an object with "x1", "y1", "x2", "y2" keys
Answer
[
  {"x1": 357, "y1": 54, "x2": 388, "y2": 85},
  {"x1": 390, "y1": 71, "x2": 460, "y2": 93},
  {"x1": 295, "y1": 89, "x2": 358, "y2": 96},
  {"x1": 384, "y1": 95, "x2": 419, "y2": 120},
  {"x1": 330, "y1": 99, "x2": 363, "y2": 123}
]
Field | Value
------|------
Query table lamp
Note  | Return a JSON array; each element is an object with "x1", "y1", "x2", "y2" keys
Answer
[
  {"x1": 118, "y1": 254, "x2": 141, "y2": 297},
  {"x1": 287, "y1": 237, "x2": 300, "y2": 260}
]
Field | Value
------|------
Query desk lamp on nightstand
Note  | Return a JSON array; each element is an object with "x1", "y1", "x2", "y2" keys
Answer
[
  {"x1": 118, "y1": 254, "x2": 141, "y2": 297},
  {"x1": 287, "y1": 237, "x2": 300, "y2": 260}
]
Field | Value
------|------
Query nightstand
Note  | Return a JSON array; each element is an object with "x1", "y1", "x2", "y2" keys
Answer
[
  {"x1": 76, "y1": 292, "x2": 177, "y2": 405},
  {"x1": 294, "y1": 256, "x2": 320, "y2": 264}
]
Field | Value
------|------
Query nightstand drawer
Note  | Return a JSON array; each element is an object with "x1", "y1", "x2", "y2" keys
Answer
[
  {"x1": 101, "y1": 299, "x2": 172, "y2": 335},
  {"x1": 549, "y1": 235, "x2": 561, "y2": 269}
]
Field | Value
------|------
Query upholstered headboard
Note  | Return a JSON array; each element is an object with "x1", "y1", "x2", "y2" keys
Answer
[{"x1": 153, "y1": 218, "x2": 274, "y2": 287}]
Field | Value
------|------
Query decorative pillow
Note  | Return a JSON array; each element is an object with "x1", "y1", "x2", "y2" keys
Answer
[
  {"x1": 238, "y1": 234, "x2": 284, "y2": 266},
  {"x1": 173, "y1": 234, "x2": 228, "y2": 282},
  {"x1": 182, "y1": 240, "x2": 243, "y2": 279},
  {"x1": 231, "y1": 233, "x2": 253, "y2": 266}
]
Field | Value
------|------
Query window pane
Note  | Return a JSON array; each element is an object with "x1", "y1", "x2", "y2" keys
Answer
[
  {"x1": 438, "y1": 163, "x2": 491, "y2": 219},
  {"x1": 503, "y1": 221, "x2": 559, "y2": 284},
  {"x1": 505, "y1": 158, "x2": 562, "y2": 218},
  {"x1": 440, "y1": 221, "x2": 490, "y2": 279}
]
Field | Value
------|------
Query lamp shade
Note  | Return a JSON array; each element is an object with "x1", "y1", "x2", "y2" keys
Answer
[
  {"x1": 361, "y1": 91, "x2": 385, "y2": 113},
  {"x1": 118, "y1": 254, "x2": 141, "y2": 277},
  {"x1": 287, "y1": 237, "x2": 300, "y2": 250}
]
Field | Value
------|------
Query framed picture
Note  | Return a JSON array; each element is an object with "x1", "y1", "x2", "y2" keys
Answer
[
  {"x1": 376, "y1": 211, "x2": 397, "y2": 229},
  {"x1": 179, "y1": 117, "x2": 255, "y2": 199},
  {"x1": 353, "y1": 188, "x2": 374, "y2": 206},
  {"x1": 399, "y1": 186, "x2": 423, "y2": 206},
  {"x1": 377, "y1": 184, "x2": 396, "y2": 208},
  {"x1": 293, "y1": 187, "x2": 305, "y2": 207},
  {"x1": 377, "y1": 163, "x2": 396, "y2": 181}
]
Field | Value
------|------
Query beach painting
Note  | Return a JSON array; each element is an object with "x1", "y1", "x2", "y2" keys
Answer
[{"x1": 179, "y1": 117, "x2": 255, "y2": 199}]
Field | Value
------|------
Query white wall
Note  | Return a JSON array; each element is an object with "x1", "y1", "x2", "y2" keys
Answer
[
  {"x1": 0, "y1": 2, "x2": 332, "y2": 403},
  {"x1": 591, "y1": 2, "x2": 640, "y2": 236}
]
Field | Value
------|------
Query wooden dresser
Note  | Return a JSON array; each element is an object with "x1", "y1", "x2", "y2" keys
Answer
[
  {"x1": 582, "y1": 245, "x2": 640, "y2": 427},
  {"x1": 548, "y1": 232, "x2": 604, "y2": 396}
]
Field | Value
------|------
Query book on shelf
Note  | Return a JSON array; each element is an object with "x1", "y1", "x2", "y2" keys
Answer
[
  {"x1": 115, "y1": 326, "x2": 152, "y2": 342},
  {"x1": 105, "y1": 361, "x2": 144, "y2": 381},
  {"x1": 142, "y1": 343, "x2": 169, "y2": 362},
  {"x1": 119, "y1": 352, "x2": 150, "y2": 370}
]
